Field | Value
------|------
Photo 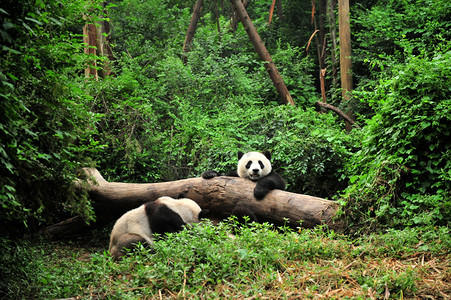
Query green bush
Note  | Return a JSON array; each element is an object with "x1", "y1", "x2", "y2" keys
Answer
[
  {"x1": 340, "y1": 51, "x2": 451, "y2": 233},
  {"x1": 353, "y1": 0, "x2": 451, "y2": 75},
  {"x1": 0, "y1": 0, "x2": 104, "y2": 233}
]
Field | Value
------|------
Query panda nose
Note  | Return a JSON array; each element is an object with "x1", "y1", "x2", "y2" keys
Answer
[{"x1": 252, "y1": 169, "x2": 259, "y2": 173}]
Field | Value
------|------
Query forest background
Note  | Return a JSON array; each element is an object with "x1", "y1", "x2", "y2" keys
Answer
[{"x1": 0, "y1": 0, "x2": 450, "y2": 298}]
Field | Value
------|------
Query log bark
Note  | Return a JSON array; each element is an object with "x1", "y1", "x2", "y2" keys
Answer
[
  {"x1": 79, "y1": 168, "x2": 338, "y2": 228},
  {"x1": 230, "y1": 0, "x2": 295, "y2": 106},
  {"x1": 42, "y1": 216, "x2": 91, "y2": 239}
]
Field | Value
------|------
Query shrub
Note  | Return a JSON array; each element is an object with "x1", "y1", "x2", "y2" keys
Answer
[
  {"x1": 0, "y1": 0, "x2": 105, "y2": 233},
  {"x1": 340, "y1": 51, "x2": 451, "y2": 233}
]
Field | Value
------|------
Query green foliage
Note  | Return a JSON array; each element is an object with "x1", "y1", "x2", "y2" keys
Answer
[
  {"x1": 340, "y1": 51, "x2": 451, "y2": 233},
  {"x1": 2, "y1": 0, "x2": 450, "y2": 238},
  {"x1": 161, "y1": 101, "x2": 355, "y2": 198},
  {"x1": 109, "y1": 0, "x2": 191, "y2": 63},
  {"x1": 0, "y1": 0, "x2": 105, "y2": 232},
  {"x1": 353, "y1": 0, "x2": 451, "y2": 82}
]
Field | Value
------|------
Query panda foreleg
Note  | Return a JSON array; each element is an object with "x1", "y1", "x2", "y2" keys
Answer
[
  {"x1": 254, "y1": 183, "x2": 272, "y2": 200},
  {"x1": 254, "y1": 172, "x2": 286, "y2": 200}
]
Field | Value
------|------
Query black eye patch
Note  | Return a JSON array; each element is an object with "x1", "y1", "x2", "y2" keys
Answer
[
  {"x1": 258, "y1": 160, "x2": 264, "y2": 169},
  {"x1": 245, "y1": 161, "x2": 252, "y2": 169}
]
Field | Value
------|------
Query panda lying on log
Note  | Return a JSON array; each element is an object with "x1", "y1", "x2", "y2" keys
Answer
[
  {"x1": 109, "y1": 196, "x2": 209, "y2": 259},
  {"x1": 202, "y1": 151, "x2": 286, "y2": 223},
  {"x1": 202, "y1": 151, "x2": 286, "y2": 200}
]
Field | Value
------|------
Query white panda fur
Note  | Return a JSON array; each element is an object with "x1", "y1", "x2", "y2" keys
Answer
[
  {"x1": 109, "y1": 196, "x2": 207, "y2": 259},
  {"x1": 237, "y1": 151, "x2": 272, "y2": 181}
]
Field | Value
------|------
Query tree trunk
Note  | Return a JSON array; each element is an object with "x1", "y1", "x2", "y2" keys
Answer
[
  {"x1": 327, "y1": 0, "x2": 338, "y2": 91},
  {"x1": 83, "y1": 3, "x2": 113, "y2": 79},
  {"x1": 43, "y1": 168, "x2": 341, "y2": 238},
  {"x1": 338, "y1": 0, "x2": 353, "y2": 130},
  {"x1": 276, "y1": 0, "x2": 284, "y2": 22},
  {"x1": 86, "y1": 168, "x2": 337, "y2": 226},
  {"x1": 75, "y1": 167, "x2": 337, "y2": 226},
  {"x1": 183, "y1": 0, "x2": 204, "y2": 57},
  {"x1": 312, "y1": 0, "x2": 328, "y2": 102},
  {"x1": 230, "y1": 0, "x2": 295, "y2": 106},
  {"x1": 83, "y1": 21, "x2": 98, "y2": 79},
  {"x1": 230, "y1": 0, "x2": 248, "y2": 32}
]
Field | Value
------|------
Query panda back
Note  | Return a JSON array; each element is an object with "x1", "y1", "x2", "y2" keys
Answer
[{"x1": 154, "y1": 196, "x2": 202, "y2": 224}]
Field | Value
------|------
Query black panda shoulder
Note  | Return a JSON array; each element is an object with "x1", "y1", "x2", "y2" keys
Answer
[
  {"x1": 266, "y1": 171, "x2": 286, "y2": 189},
  {"x1": 144, "y1": 201, "x2": 186, "y2": 235}
]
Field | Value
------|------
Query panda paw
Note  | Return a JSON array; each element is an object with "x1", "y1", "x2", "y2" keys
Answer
[
  {"x1": 202, "y1": 170, "x2": 219, "y2": 179},
  {"x1": 253, "y1": 187, "x2": 269, "y2": 200}
]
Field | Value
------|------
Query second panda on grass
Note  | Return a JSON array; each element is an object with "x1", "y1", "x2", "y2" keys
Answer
[
  {"x1": 109, "y1": 196, "x2": 209, "y2": 259},
  {"x1": 202, "y1": 150, "x2": 286, "y2": 200}
]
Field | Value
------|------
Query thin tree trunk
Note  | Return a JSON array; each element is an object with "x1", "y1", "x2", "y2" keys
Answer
[
  {"x1": 183, "y1": 0, "x2": 204, "y2": 57},
  {"x1": 276, "y1": 0, "x2": 284, "y2": 22},
  {"x1": 327, "y1": 0, "x2": 338, "y2": 92},
  {"x1": 312, "y1": 0, "x2": 328, "y2": 102},
  {"x1": 83, "y1": 2, "x2": 113, "y2": 79},
  {"x1": 230, "y1": 0, "x2": 248, "y2": 32},
  {"x1": 96, "y1": 2, "x2": 114, "y2": 78},
  {"x1": 83, "y1": 20, "x2": 98, "y2": 79},
  {"x1": 231, "y1": 0, "x2": 295, "y2": 105},
  {"x1": 338, "y1": 0, "x2": 353, "y2": 130}
]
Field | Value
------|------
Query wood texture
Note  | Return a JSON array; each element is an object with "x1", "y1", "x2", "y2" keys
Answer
[{"x1": 80, "y1": 168, "x2": 339, "y2": 229}]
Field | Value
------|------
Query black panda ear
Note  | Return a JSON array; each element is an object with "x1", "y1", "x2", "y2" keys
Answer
[
  {"x1": 237, "y1": 151, "x2": 244, "y2": 160},
  {"x1": 262, "y1": 150, "x2": 271, "y2": 160}
]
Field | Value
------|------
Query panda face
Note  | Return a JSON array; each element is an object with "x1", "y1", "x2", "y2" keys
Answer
[{"x1": 237, "y1": 151, "x2": 272, "y2": 181}]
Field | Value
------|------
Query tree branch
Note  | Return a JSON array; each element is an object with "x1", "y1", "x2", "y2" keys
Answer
[{"x1": 315, "y1": 101, "x2": 360, "y2": 128}]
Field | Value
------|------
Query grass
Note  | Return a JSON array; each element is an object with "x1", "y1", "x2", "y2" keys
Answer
[{"x1": 0, "y1": 220, "x2": 450, "y2": 299}]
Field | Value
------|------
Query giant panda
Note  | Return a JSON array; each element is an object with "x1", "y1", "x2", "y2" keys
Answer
[
  {"x1": 202, "y1": 151, "x2": 286, "y2": 200},
  {"x1": 109, "y1": 196, "x2": 209, "y2": 259}
]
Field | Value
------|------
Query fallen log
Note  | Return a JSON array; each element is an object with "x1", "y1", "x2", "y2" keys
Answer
[
  {"x1": 44, "y1": 168, "x2": 341, "y2": 238},
  {"x1": 85, "y1": 168, "x2": 339, "y2": 227}
]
